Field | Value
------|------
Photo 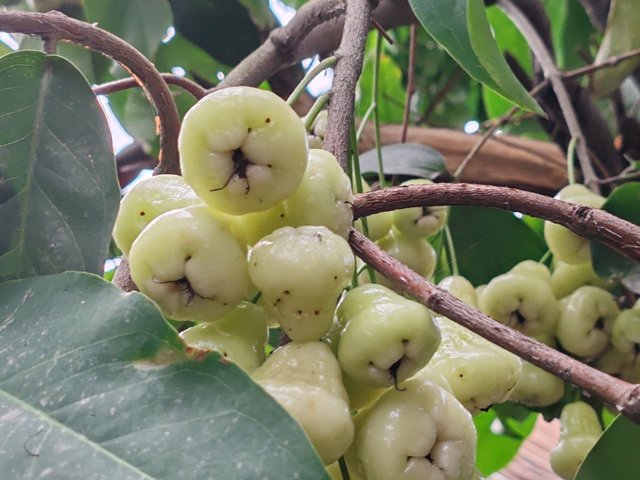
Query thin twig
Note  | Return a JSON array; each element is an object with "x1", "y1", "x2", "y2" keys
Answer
[
  {"x1": 564, "y1": 47, "x2": 640, "y2": 80},
  {"x1": 93, "y1": 74, "x2": 207, "y2": 100},
  {"x1": 349, "y1": 229, "x2": 640, "y2": 424},
  {"x1": 419, "y1": 68, "x2": 465, "y2": 123},
  {"x1": 400, "y1": 24, "x2": 417, "y2": 143},
  {"x1": 353, "y1": 182, "x2": 640, "y2": 264},
  {"x1": 286, "y1": 55, "x2": 336, "y2": 106},
  {"x1": 499, "y1": 0, "x2": 599, "y2": 192},
  {"x1": 371, "y1": 18, "x2": 394, "y2": 45},
  {"x1": 324, "y1": 0, "x2": 374, "y2": 170},
  {"x1": 0, "y1": 10, "x2": 181, "y2": 176}
]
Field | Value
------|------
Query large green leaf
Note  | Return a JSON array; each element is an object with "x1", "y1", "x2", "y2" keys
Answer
[
  {"x1": 474, "y1": 406, "x2": 538, "y2": 475},
  {"x1": 408, "y1": 0, "x2": 541, "y2": 113},
  {"x1": 359, "y1": 143, "x2": 447, "y2": 181},
  {"x1": 448, "y1": 206, "x2": 547, "y2": 286},
  {"x1": 0, "y1": 51, "x2": 119, "y2": 282},
  {"x1": 0, "y1": 272, "x2": 329, "y2": 479},
  {"x1": 576, "y1": 414, "x2": 640, "y2": 480},
  {"x1": 591, "y1": 182, "x2": 640, "y2": 293}
]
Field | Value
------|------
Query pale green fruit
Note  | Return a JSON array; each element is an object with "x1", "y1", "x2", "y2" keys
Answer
[
  {"x1": 611, "y1": 300, "x2": 640, "y2": 354},
  {"x1": 129, "y1": 206, "x2": 250, "y2": 322},
  {"x1": 508, "y1": 362, "x2": 564, "y2": 407},
  {"x1": 438, "y1": 275, "x2": 479, "y2": 308},
  {"x1": 544, "y1": 186, "x2": 605, "y2": 265},
  {"x1": 310, "y1": 109, "x2": 328, "y2": 138},
  {"x1": 249, "y1": 226, "x2": 354, "y2": 341},
  {"x1": 392, "y1": 179, "x2": 448, "y2": 239},
  {"x1": 337, "y1": 284, "x2": 440, "y2": 388},
  {"x1": 510, "y1": 260, "x2": 552, "y2": 284},
  {"x1": 347, "y1": 377, "x2": 477, "y2": 480},
  {"x1": 551, "y1": 261, "x2": 611, "y2": 298},
  {"x1": 557, "y1": 286, "x2": 619, "y2": 358},
  {"x1": 233, "y1": 201, "x2": 289, "y2": 246},
  {"x1": 285, "y1": 149, "x2": 353, "y2": 238},
  {"x1": 424, "y1": 317, "x2": 522, "y2": 414},
  {"x1": 179, "y1": 302, "x2": 268, "y2": 372},
  {"x1": 112, "y1": 174, "x2": 202, "y2": 255},
  {"x1": 550, "y1": 402, "x2": 602, "y2": 480},
  {"x1": 179, "y1": 86, "x2": 308, "y2": 215},
  {"x1": 252, "y1": 342, "x2": 353, "y2": 465},
  {"x1": 354, "y1": 178, "x2": 392, "y2": 241},
  {"x1": 362, "y1": 230, "x2": 436, "y2": 287},
  {"x1": 479, "y1": 272, "x2": 559, "y2": 342},
  {"x1": 307, "y1": 134, "x2": 323, "y2": 149}
]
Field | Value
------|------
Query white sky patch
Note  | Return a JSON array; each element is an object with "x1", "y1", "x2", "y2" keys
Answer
[
  {"x1": 464, "y1": 120, "x2": 480, "y2": 134},
  {"x1": 171, "y1": 66, "x2": 186, "y2": 77},
  {"x1": 0, "y1": 32, "x2": 19, "y2": 50},
  {"x1": 96, "y1": 96, "x2": 134, "y2": 153},
  {"x1": 162, "y1": 26, "x2": 176, "y2": 44}
]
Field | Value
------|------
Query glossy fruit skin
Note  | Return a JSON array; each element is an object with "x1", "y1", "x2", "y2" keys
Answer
[
  {"x1": 550, "y1": 402, "x2": 602, "y2": 480},
  {"x1": 556, "y1": 286, "x2": 619, "y2": 358},
  {"x1": 336, "y1": 284, "x2": 440, "y2": 388},
  {"x1": 112, "y1": 174, "x2": 202, "y2": 255},
  {"x1": 345, "y1": 377, "x2": 477, "y2": 480},
  {"x1": 354, "y1": 178, "x2": 393, "y2": 242},
  {"x1": 129, "y1": 205, "x2": 250, "y2": 322},
  {"x1": 179, "y1": 86, "x2": 308, "y2": 215},
  {"x1": 611, "y1": 300, "x2": 640, "y2": 354},
  {"x1": 179, "y1": 302, "x2": 268, "y2": 372},
  {"x1": 544, "y1": 185, "x2": 605, "y2": 265},
  {"x1": 252, "y1": 342, "x2": 353, "y2": 465},
  {"x1": 249, "y1": 226, "x2": 354, "y2": 341},
  {"x1": 508, "y1": 362, "x2": 565, "y2": 407},
  {"x1": 392, "y1": 179, "x2": 448, "y2": 239},
  {"x1": 479, "y1": 266, "x2": 559, "y2": 344},
  {"x1": 551, "y1": 261, "x2": 611, "y2": 299},
  {"x1": 285, "y1": 149, "x2": 353, "y2": 238}
]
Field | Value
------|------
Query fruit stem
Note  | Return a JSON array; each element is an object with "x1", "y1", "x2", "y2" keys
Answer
[
  {"x1": 371, "y1": 31, "x2": 386, "y2": 187},
  {"x1": 444, "y1": 225, "x2": 459, "y2": 277},
  {"x1": 304, "y1": 93, "x2": 329, "y2": 131},
  {"x1": 566, "y1": 136, "x2": 577, "y2": 185},
  {"x1": 287, "y1": 55, "x2": 337, "y2": 106},
  {"x1": 250, "y1": 290, "x2": 262, "y2": 304}
]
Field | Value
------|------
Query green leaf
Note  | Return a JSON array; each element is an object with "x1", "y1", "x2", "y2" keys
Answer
[
  {"x1": 576, "y1": 414, "x2": 640, "y2": 480},
  {"x1": 359, "y1": 143, "x2": 447, "y2": 180},
  {"x1": 474, "y1": 407, "x2": 538, "y2": 475},
  {"x1": 448, "y1": 206, "x2": 547, "y2": 286},
  {"x1": 408, "y1": 0, "x2": 541, "y2": 113},
  {"x1": 0, "y1": 272, "x2": 329, "y2": 479},
  {"x1": 591, "y1": 182, "x2": 640, "y2": 293},
  {"x1": 0, "y1": 51, "x2": 119, "y2": 282}
]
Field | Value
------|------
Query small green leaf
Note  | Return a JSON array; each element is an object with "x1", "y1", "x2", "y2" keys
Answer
[
  {"x1": 0, "y1": 272, "x2": 329, "y2": 479},
  {"x1": 408, "y1": 0, "x2": 541, "y2": 113},
  {"x1": 591, "y1": 182, "x2": 640, "y2": 293},
  {"x1": 359, "y1": 143, "x2": 447, "y2": 180},
  {"x1": 576, "y1": 414, "x2": 640, "y2": 480},
  {"x1": 0, "y1": 51, "x2": 119, "y2": 282},
  {"x1": 448, "y1": 206, "x2": 547, "y2": 286}
]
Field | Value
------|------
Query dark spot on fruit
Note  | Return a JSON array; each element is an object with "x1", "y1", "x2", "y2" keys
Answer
[
  {"x1": 284, "y1": 290, "x2": 290, "y2": 294},
  {"x1": 253, "y1": 262, "x2": 258, "y2": 266},
  {"x1": 267, "y1": 164, "x2": 272, "y2": 168},
  {"x1": 314, "y1": 310, "x2": 320, "y2": 315},
  {"x1": 247, "y1": 127, "x2": 252, "y2": 133},
  {"x1": 223, "y1": 352, "x2": 228, "y2": 357},
  {"x1": 459, "y1": 373, "x2": 464, "y2": 378},
  {"x1": 333, "y1": 275, "x2": 338, "y2": 280},
  {"x1": 280, "y1": 214, "x2": 285, "y2": 218},
  {"x1": 185, "y1": 255, "x2": 192, "y2": 261},
  {"x1": 297, "y1": 310, "x2": 302, "y2": 315},
  {"x1": 139, "y1": 211, "x2": 145, "y2": 216},
  {"x1": 266, "y1": 118, "x2": 271, "y2": 123}
]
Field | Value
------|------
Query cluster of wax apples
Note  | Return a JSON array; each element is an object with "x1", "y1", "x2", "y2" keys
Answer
[{"x1": 111, "y1": 87, "x2": 628, "y2": 479}]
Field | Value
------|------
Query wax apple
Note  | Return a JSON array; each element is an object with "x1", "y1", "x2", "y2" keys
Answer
[
  {"x1": 392, "y1": 179, "x2": 448, "y2": 239},
  {"x1": 179, "y1": 86, "x2": 308, "y2": 215},
  {"x1": 551, "y1": 260, "x2": 611, "y2": 298},
  {"x1": 508, "y1": 362, "x2": 565, "y2": 407}
]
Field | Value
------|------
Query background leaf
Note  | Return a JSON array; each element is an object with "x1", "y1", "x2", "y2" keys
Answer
[
  {"x1": 0, "y1": 51, "x2": 119, "y2": 282},
  {"x1": 448, "y1": 206, "x2": 547, "y2": 285},
  {"x1": 576, "y1": 414, "x2": 640, "y2": 480},
  {"x1": 358, "y1": 143, "x2": 447, "y2": 180},
  {"x1": 0, "y1": 272, "x2": 329, "y2": 480},
  {"x1": 591, "y1": 182, "x2": 640, "y2": 293}
]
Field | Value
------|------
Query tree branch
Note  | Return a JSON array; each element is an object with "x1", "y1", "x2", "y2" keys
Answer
[
  {"x1": 94, "y1": 74, "x2": 207, "y2": 100},
  {"x1": 0, "y1": 10, "x2": 181, "y2": 176},
  {"x1": 353, "y1": 183, "x2": 640, "y2": 264},
  {"x1": 499, "y1": 0, "x2": 599, "y2": 192},
  {"x1": 324, "y1": 0, "x2": 375, "y2": 169},
  {"x1": 349, "y1": 229, "x2": 640, "y2": 423}
]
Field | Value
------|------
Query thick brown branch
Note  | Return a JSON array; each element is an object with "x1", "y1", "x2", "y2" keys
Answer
[
  {"x1": 324, "y1": 0, "x2": 375, "y2": 169},
  {"x1": 94, "y1": 74, "x2": 207, "y2": 100},
  {"x1": 349, "y1": 229, "x2": 640, "y2": 423},
  {"x1": 353, "y1": 183, "x2": 640, "y2": 264},
  {"x1": 0, "y1": 10, "x2": 181, "y2": 175}
]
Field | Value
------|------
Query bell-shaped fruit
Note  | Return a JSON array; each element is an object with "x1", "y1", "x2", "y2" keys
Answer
[
  {"x1": 179, "y1": 302, "x2": 268, "y2": 372},
  {"x1": 508, "y1": 362, "x2": 564, "y2": 407},
  {"x1": 179, "y1": 86, "x2": 308, "y2": 215},
  {"x1": 337, "y1": 284, "x2": 440, "y2": 388},
  {"x1": 551, "y1": 260, "x2": 611, "y2": 299},
  {"x1": 346, "y1": 377, "x2": 477, "y2": 480},
  {"x1": 129, "y1": 206, "x2": 250, "y2": 322},
  {"x1": 556, "y1": 286, "x2": 619, "y2": 358},
  {"x1": 392, "y1": 179, "x2": 448, "y2": 239},
  {"x1": 252, "y1": 342, "x2": 353, "y2": 465},
  {"x1": 112, "y1": 174, "x2": 202, "y2": 255},
  {"x1": 249, "y1": 226, "x2": 354, "y2": 341},
  {"x1": 611, "y1": 300, "x2": 640, "y2": 354},
  {"x1": 354, "y1": 178, "x2": 393, "y2": 241},
  {"x1": 550, "y1": 401, "x2": 602, "y2": 480}
]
